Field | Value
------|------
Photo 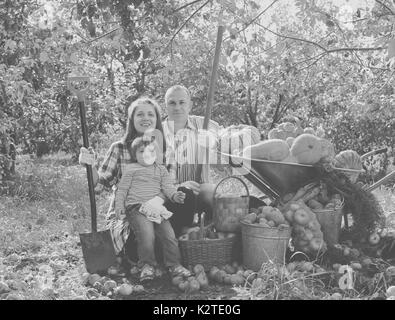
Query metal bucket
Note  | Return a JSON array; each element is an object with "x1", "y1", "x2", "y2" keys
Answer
[
  {"x1": 313, "y1": 202, "x2": 344, "y2": 246},
  {"x1": 241, "y1": 221, "x2": 291, "y2": 271}
]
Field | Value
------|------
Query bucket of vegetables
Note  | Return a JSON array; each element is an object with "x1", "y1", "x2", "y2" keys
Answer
[{"x1": 212, "y1": 176, "x2": 250, "y2": 233}]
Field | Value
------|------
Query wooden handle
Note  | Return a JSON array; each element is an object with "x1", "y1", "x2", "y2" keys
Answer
[{"x1": 195, "y1": 25, "x2": 225, "y2": 183}]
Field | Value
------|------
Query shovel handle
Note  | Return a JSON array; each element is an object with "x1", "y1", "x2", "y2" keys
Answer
[
  {"x1": 67, "y1": 75, "x2": 97, "y2": 232},
  {"x1": 78, "y1": 100, "x2": 98, "y2": 232}
]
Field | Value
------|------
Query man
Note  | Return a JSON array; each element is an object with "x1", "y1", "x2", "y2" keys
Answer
[{"x1": 162, "y1": 85, "x2": 221, "y2": 236}]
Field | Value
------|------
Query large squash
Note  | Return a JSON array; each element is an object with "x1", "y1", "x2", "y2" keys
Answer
[
  {"x1": 268, "y1": 128, "x2": 287, "y2": 140},
  {"x1": 290, "y1": 134, "x2": 322, "y2": 165},
  {"x1": 243, "y1": 139, "x2": 290, "y2": 161},
  {"x1": 333, "y1": 150, "x2": 363, "y2": 183}
]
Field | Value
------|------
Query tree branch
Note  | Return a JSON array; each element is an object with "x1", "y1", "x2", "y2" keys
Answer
[
  {"x1": 86, "y1": 27, "x2": 121, "y2": 44},
  {"x1": 257, "y1": 21, "x2": 329, "y2": 52},
  {"x1": 223, "y1": 0, "x2": 279, "y2": 42},
  {"x1": 375, "y1": 0, "x2": 395, "y2": 15},
  {"x1": 172, "y1": 0, "x2": 205, "y2": 13},
  {"x1": 159, "y1": 0, "x2": 210, "y2": 55}
]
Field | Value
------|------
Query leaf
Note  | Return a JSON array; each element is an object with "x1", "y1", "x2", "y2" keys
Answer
[
  {"x1": 219, "y1": 55, "x2": 228, "y2": 66},
  {"x1": 69, "y1": 52, "x2": 78, "y2": 64},
  {"x1": 39, "y1": 52, "x2": 49, "y2": 63},
  {"x1": 387, "y1": 38, "x2": 395, "y2": 59}
]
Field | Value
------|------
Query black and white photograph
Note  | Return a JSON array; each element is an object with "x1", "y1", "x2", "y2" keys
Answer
[{"x1": 0, "y1": 0, "x2": 394, "y2": 304}]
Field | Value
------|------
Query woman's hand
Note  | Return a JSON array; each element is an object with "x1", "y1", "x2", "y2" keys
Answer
[
  {"x1": 79, "y1": 147, "x2": 99, "y2": 187},
  {"x1": 79, "y1": 147, "x2": 96, "y2": 166},
  {"x1": 180, "y1": 181, "x2": 200, "y2": 195}
]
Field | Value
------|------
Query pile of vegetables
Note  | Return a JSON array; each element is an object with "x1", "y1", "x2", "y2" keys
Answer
[
  {"x1": 171, "y1": 264, "x2": 209, "y2": 292},
  {"x1": 81, "y1": 272, "x2": 144, "y2": 299},
  {"x1": 208, "y1": 262, "x2": 253, "y2": 286},
  {"x1": 243, "y1": 205, "x2": 290, "y2": 229},
  {"x1": 282, "y1": 200, "x2": 327, "y2": 255},
  {"x1": 244, "y1": 128, "x2": 335, "y2": 165},
  {"x1": 178, "y1": 225, "x2": 236, "y2": 241},
  {"x1": 283, "y1": 182, "x2": 343, "y2": 211},
  {"x1": 313, "y1": 160, "x2": 386, "y2": 244}
]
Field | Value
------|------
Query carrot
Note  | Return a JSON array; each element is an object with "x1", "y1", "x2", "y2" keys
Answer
[
  {"x1": 301, "y1": 186, "x2": 321, "y2": 203},
  {"x1": 290, "y1": 182, "x2": 318, "y2": 202}
]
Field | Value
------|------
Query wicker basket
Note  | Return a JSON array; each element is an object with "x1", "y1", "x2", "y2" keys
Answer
[
  {"x1": 178, "y1": 231, "x2": 237, "y2": 271},
  {"x1": 213, "y1": 176, "x2": 250, "y2": 233}
]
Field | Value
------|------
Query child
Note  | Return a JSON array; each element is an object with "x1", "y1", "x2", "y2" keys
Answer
[{"x1": 114, "y1": 136, "x2": 191, "y2": 282}]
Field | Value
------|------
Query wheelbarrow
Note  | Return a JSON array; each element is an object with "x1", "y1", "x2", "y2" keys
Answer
[
  {"x1": 220, "y1": 147, "x2": 394, "y2": 200},
  {"x1": 219, "y1": 152, "x2": 364, "y2": 200},
  {"x1": 222, "y1": 148, "x2": 394, "y2": 231}
]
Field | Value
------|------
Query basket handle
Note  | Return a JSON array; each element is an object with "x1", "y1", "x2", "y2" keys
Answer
[{"x1": 213, "y1": 175, "x2": 250, "y2": 199}]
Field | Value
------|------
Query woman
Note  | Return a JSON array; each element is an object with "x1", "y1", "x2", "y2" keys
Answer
[{"x1": 79, "y1": 97, "x2": 167, "y2": 264}]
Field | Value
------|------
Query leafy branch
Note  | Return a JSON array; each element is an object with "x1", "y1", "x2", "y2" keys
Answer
[
  {"x1": 164, "y1": 0, "x2": 210, "y2": 51},
  {"x1": 223, "y1": 0, "x2": 279, "y2": 42},
  {"x1": 375, "y1": 0, "x2": 395, "y2": 15}
]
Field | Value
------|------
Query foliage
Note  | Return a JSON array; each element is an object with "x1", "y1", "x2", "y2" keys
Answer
[{"x1": 1, "y1": 0, "x2": 395, "y2": 185}]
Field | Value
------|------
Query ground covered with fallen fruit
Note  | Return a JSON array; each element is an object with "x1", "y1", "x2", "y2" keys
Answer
[{"x1": 0, "y1": 156, "x2": 394, "y2": 300}]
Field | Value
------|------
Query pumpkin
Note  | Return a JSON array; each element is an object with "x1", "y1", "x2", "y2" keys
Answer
[
  {"x1": 304, "y1": 127, "x2": 315, "y2": 135},
  {"x1": 243, "y1": 139, "x2": 290, "y2": 161},
  {"x1": 290, "y1": 134, "x2": 322, "y2": 164},
  {"x1": 333, "y1": 150, "x2": 363, "y2": 183},
  {"x1": 282, "y1": 122, "x2": 296, "y2": 133},
  {"x1": 268, "y1": 128, "x2": 287, "y2": 140}
]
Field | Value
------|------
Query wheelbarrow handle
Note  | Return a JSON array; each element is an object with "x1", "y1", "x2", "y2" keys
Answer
[
  {"x1": 361, "y1": 147, "x2": 387, "y2": 160},
  {"x1": 365, "y1": 170, "x2": 395, "y2": 193}
]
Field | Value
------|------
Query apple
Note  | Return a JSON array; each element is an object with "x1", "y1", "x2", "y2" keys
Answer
[
  {"x1": 369, "y1": 233, "x2": 380, "y2": 245},
  {"x1": 193, "y1": 264, "x2": 205, "y2": 275},
  {"x1": 294, "y1": 209, "x2": 311, "y2": 226},
  {"x1": 117, "y1": 283, "x2": 133, "y2": 296}
]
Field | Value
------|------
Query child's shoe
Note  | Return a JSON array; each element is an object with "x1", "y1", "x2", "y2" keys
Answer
[
  {"x1": 169, "y1": 265, "x2": 192, "y2": 278},
  {"x1": 140, "y1": 264, "x2": 155, "y2": 282}
]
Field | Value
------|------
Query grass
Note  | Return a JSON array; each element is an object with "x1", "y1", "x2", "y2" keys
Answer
[{"x1": 0, "y1": 153, "x2": 394, "y2": 300}]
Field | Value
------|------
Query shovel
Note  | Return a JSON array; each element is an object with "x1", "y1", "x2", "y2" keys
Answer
[{"x1": 67, "y1": 75, "x2": 117, "y2": 274}]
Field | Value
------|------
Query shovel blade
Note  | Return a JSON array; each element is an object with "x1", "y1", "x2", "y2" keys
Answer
[{"x1": 80, "y1": 230, "x2": 117, "y2": 274}]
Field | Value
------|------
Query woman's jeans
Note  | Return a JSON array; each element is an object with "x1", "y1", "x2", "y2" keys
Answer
[{"x1": 126, "y1": 204, "x2": 180, "y2": 268}]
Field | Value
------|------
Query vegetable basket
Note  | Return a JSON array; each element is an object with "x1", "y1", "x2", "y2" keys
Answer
[{"x1": 178, "y1": 222, "x2": 237, "y2": 271}]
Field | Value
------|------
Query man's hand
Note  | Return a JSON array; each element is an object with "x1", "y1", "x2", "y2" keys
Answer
[
  {"x1": 172, "y1": 191, "x2": 186, "y2": 204},
  {"x1": 79, "y1": 147, "x2": 96, "y2": 166},
  {"x1": 180, "y1": 181, "x2": 200, "y2": 195}
]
